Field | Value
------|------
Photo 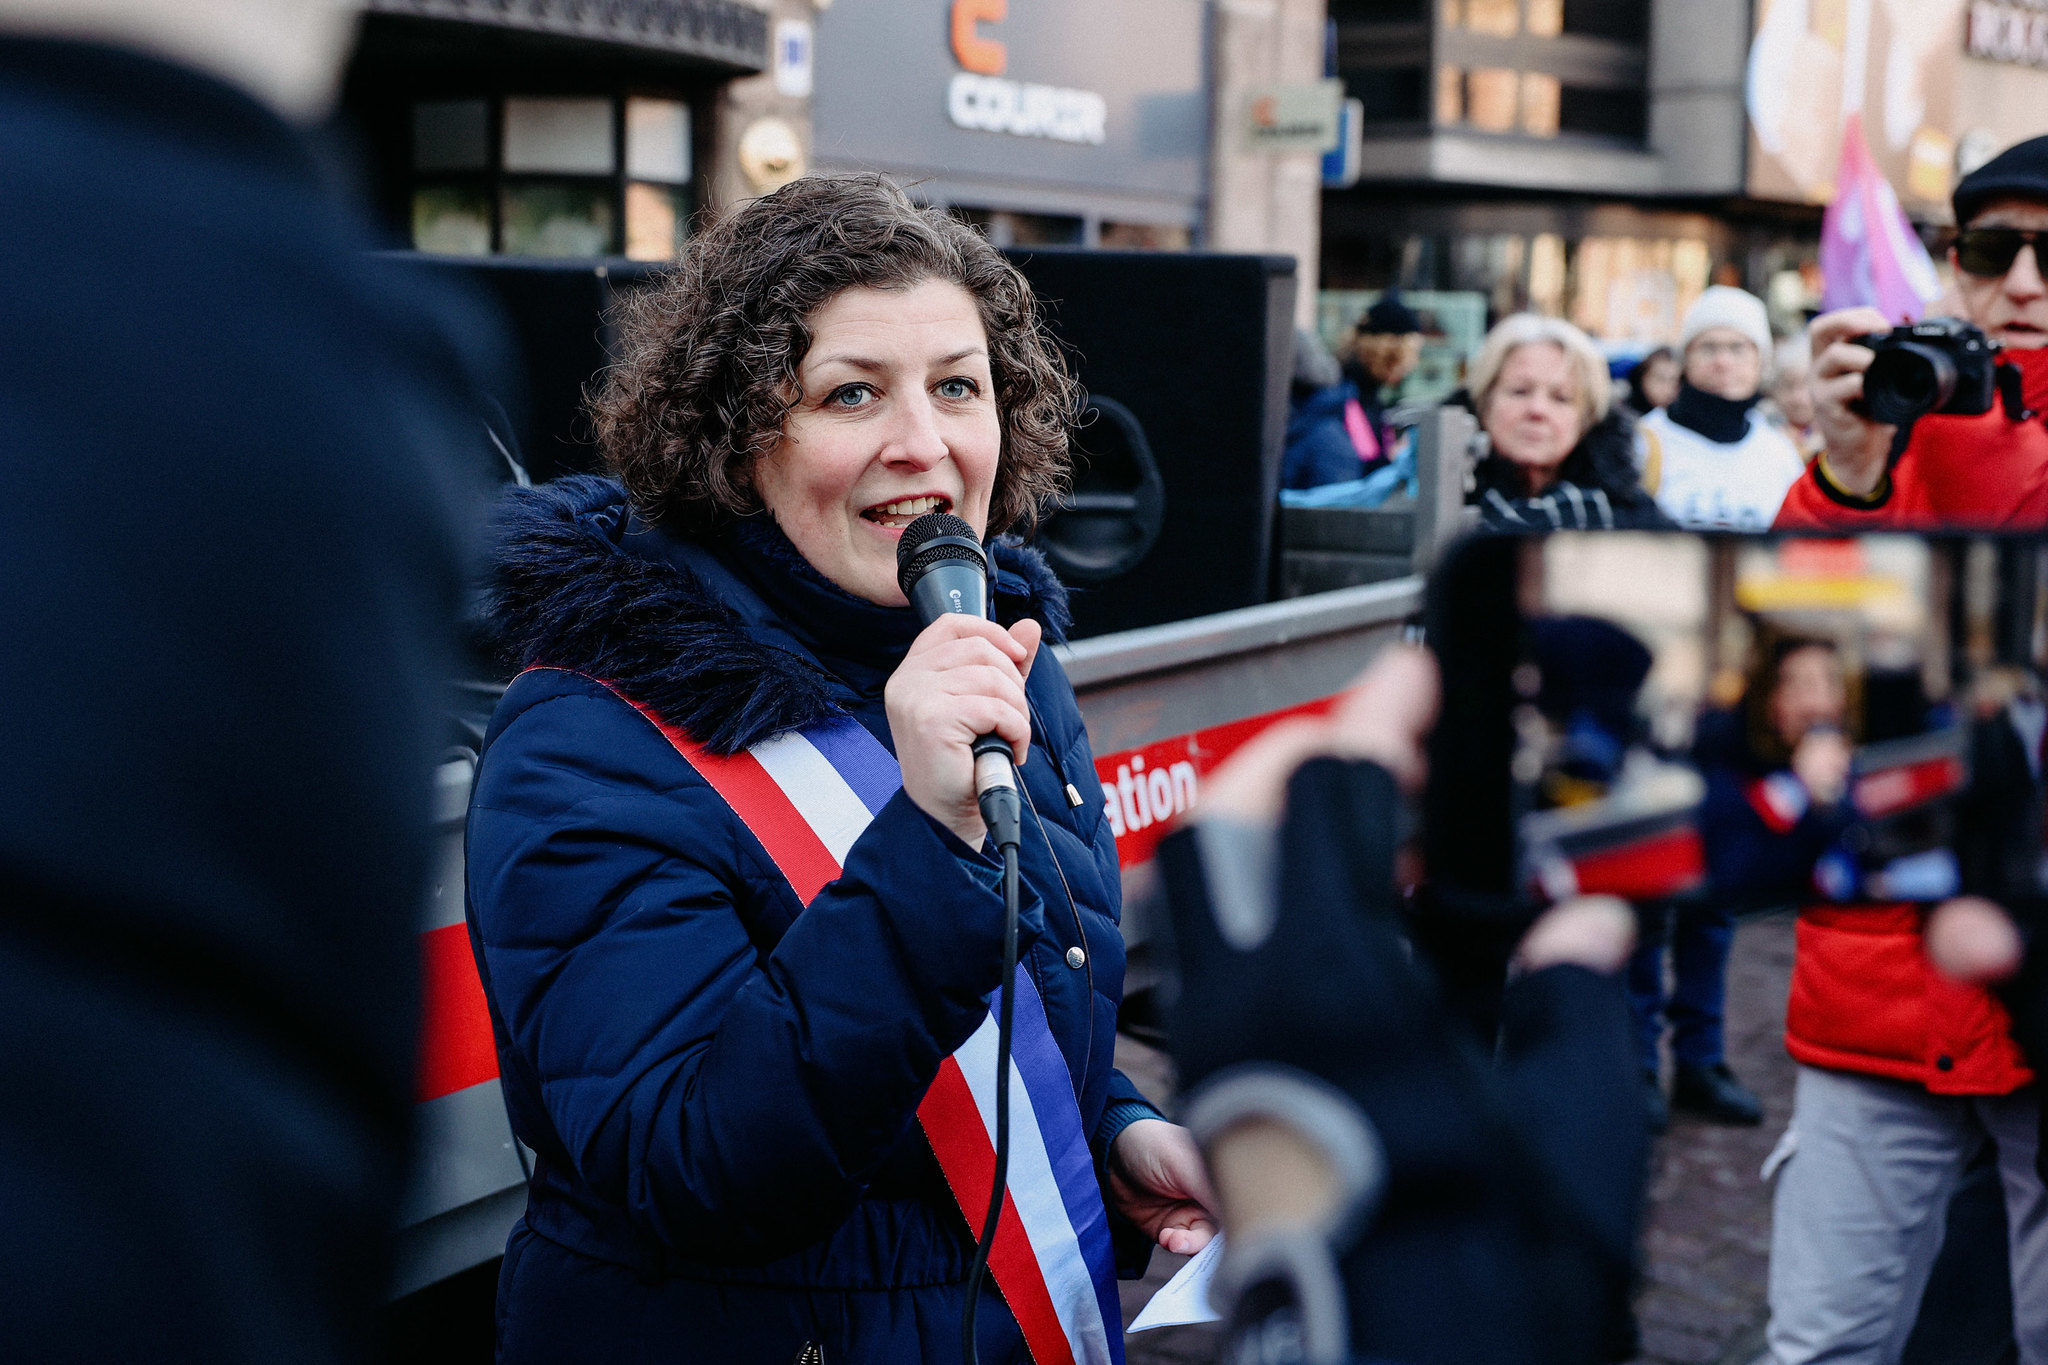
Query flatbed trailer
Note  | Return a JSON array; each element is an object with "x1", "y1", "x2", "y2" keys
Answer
[{"x1": 391, "y1": 569, "x2": 1427, "y2": 1297}]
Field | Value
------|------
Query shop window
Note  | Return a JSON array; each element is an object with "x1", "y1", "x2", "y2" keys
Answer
[
  {"x1": 1100, "y1": 222, "x2": 1192, "y2": 250},
  {"x1": 1529, "y1": 233, "x2": 1567, "y2": 316},
  {"x1": 1559, "y1": 84, "x2": 1647, "y2": 142},
  {"x1": 407, "y1": 93, "x2": 695, "y2": 261},
  {"x1": 501, "y1": 183, "x2": 614, "y2": 258},
  {"x1": 1465, "y1": 68, "x2": 1520, "y2": 132},
  {"x1": 412, "y1": 185, "x2": 491, "y2": 257},
  {"x1": 951, "y1": 208, "x2": 1082, "y2": 247},
  {"x1": 624, "y1": 98, "x2": 692, "y2": 263},
  {"x1": 502, "y1": 98, "x2": 615, "y2": 175}
]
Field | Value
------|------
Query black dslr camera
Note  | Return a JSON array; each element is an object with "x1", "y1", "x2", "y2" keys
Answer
[{"x1": 1858, "y1": 316, "x2": 2000, "y2": 425}]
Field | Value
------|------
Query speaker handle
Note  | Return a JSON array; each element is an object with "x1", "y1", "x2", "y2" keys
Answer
[{"x1": 1036, "y1": 395, "x2": 1165, "y2": 584}]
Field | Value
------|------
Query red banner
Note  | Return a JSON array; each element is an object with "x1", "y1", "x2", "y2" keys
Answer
[{"x1": 1089, "y1": 696, "x2": 1342, "y2": 867}]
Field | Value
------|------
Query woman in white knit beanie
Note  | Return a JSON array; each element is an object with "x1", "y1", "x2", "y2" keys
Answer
[{"x1": 1637, "y1": 285, "x2": 1807, "y2": 531}]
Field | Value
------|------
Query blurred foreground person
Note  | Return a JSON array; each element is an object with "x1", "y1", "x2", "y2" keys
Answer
[
  {"x1": 1163, "y1": 647, "x2": 1649, "y2": 1365},
  {"x1": 1636, "y1": 287, "x2": 1806, "y2": 530},
  {"x1": 1777, "y1": 135, "x2": 2048, "y2": 529},
  {"x1": 0, "y1": 2, "x2": 491, "y2": 1363},
  {"x1": 1464, "y1": 314, "x2": 1669, "y2": 530},
  {"x1": 468, "y1": 176, "x2": 1208, "y2": 1365}
]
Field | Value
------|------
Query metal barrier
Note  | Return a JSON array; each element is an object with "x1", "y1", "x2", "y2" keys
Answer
[
  {"x1": 1277, "y1": 404, "x2": 1477, "y2": 596},
  {"x1": 393, "y1": 557, "x2": 1430, "y2": 1297}
]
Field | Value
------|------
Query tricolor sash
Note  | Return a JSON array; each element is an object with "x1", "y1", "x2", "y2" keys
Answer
[{"x1": 552, "y1": 671, "x2": 1123, "y2": 1365}]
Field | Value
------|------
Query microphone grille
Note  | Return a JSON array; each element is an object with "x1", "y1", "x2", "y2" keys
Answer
[{"x1": 895, "y1": 511, "x2": 985, "y2": 596}]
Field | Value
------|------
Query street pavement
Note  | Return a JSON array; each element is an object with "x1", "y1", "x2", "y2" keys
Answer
[{"x1": 1118, "y1": 913, "x2": 1801, "y2": 1365}]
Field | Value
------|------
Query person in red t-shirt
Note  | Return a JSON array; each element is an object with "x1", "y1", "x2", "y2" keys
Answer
[{"x1": 1776, "y1": 135, "x2": 2048, "y2": 530}]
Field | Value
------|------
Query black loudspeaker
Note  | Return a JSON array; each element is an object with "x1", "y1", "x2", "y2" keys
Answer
[{"x1": 1005, "y1": 249, "x2": 1297, "y2": 639}]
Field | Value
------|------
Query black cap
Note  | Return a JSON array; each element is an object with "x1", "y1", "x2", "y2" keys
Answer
[
  {"x1": 1954, "y1": 134, "x2": 2048, "y2": 227},
  {"x1": 1360, "y1": 294, "x2": 1423, "y2": 335}
]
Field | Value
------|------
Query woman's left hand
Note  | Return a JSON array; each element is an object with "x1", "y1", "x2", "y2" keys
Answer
[{"x1": 1107, "y1": 1118, "x2": 1218, "y2": 1255}]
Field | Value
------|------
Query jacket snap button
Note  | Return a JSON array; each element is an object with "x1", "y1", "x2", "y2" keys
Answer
[
  {"x1": 1936, "y1": 1055, "x2": 1954, "y2": 1072},
  {"x1": 1066, "y1": 946, "x2": 1087, "y2": 969}
]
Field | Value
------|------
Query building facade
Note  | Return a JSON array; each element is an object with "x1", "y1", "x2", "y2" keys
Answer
[
  {"x1": 344, "y1": 0, "x2": 793, "y2": 261},
  {"x1": 1322, "y1": 0, "x2": 2048, "y2": 350}
]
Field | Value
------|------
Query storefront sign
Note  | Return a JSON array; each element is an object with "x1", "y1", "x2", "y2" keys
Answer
[
  {"x1": 1967, "y1": 0, "x2": 2048, "y2": 68},
  {"x1": 812, "y1": 0, "x2": 1206, "y2": 214},
  {"x1": 1242, "y1": 80, "x2": 1344, "y2": 154},
  {"x1": 367, "y1": 0, "x2": 768, "y2": 71},
  {"x1": 947, "y1": 74, "x2": 1107, "y2": 145}
]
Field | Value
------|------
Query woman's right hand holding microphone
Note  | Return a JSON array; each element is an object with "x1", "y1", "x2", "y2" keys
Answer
[{"x1": 884, "y1": 614, "x2": 1042, "y2": 848}]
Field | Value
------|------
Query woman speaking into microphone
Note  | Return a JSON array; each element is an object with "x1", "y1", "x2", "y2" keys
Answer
[{"x1": 466, "y1": 175, "x2": 1213, "y2": 1364}]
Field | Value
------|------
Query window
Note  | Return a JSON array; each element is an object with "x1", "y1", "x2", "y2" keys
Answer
[
  {"x1": 408, "y1": 94, "x2": 695, "y2": 261},
  {"x1": 1519, "y1": 71, "x2": 1560, "y2": 136},
  {"x1": 1465, "y1": 68, "x2": 1520, "y2": 132}
]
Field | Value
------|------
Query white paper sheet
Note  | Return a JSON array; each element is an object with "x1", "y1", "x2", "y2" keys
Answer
[{"x1": 1126, "y1": 1234, "x2": 1224, "y2": 1333}]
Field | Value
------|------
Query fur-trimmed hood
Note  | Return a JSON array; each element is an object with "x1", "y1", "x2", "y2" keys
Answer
[{"x1": 477, "y1": 475, "x2": 1072, "y2": 755}]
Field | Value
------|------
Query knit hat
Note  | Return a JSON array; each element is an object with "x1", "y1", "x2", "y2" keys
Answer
[
  {"x1": 1953, "y1": 133, "x2": 2048, "y2": 226},
  {"x1": 1680, "y1": 286, "x2": 1773, "y2": 367},
  {"x1": 1360, "y1": 293, "x2": 1423, "y2": 335}
]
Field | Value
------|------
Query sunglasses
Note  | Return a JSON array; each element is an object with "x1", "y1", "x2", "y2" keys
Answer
[{"x1": 1954, "y1": 227, "x2": 2045, "y2": 278}]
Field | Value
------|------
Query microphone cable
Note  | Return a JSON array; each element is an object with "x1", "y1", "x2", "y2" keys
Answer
[
  {"x1": 961, "y1": 831, "x2": 1021, "y2": 1365},
  {"x1": 889, "y1": 510, "x2": 1028, "y2": 1365}
]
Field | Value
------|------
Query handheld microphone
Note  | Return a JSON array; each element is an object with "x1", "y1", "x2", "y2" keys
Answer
[
  {"x1": 895, "y1": 512, "x2": 1023, "y2": 853},
  {"x1": 895, "y1": 511, "x2": 1025, "y2": 1365}
]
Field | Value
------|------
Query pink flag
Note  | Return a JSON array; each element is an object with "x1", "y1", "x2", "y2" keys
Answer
[{"x1": 1819, "y1": 113, "x2": 1941, "y2": 322}]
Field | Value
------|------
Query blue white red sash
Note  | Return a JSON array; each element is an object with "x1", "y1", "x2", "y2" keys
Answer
[{"x1": 551, "y1": 672, "x2": 1123, "y2": 1365}]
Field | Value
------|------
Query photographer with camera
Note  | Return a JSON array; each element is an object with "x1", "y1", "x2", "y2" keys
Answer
[{"x1": 1776, "y1": 135, "x2": 2048, "y2": 529}]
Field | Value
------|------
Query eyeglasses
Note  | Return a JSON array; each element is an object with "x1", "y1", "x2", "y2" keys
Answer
[{"x1": 1954, "y1": 227, "x2": 2046, "y2": 278}]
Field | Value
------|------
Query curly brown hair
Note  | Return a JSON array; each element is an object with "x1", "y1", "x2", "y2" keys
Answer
[{"x1": 592, "y1": 174, "x2": 1075, "y2": 535}]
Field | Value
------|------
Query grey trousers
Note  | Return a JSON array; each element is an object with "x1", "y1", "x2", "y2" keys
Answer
[{"x1": 1767, "y1": 1064, "x2": 2048, "y2": 1365}]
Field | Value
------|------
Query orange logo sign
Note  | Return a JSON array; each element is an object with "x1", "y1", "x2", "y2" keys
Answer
[{"x1": 951, "y1": 0, "x2": 1007, "y2": 76}]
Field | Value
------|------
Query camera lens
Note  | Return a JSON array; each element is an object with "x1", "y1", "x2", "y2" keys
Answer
[{"x1": 1863, "y1": 342, "x2": 1957, "y2": 426}]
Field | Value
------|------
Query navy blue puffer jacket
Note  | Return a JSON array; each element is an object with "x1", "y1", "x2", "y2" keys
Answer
[{"x1": 466, "y1": 477, "x2": 1155, "y2": 1364}]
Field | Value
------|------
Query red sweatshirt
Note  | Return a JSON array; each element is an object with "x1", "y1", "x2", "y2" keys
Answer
[{"x1": 1775, "y1": 346, "x2": 2048, "y2": 530}]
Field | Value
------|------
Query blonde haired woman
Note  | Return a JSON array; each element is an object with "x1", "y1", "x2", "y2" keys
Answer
[{"x1": 1463, "y1": 313, "x2": 1671, "y2": 530}]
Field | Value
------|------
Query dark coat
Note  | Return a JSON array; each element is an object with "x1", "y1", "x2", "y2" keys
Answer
[
  {"x1": 467, "y1": 476, "x2": 1154, "y2": 1364},
  {"x1": 1284, "y1": 380, "x2": 1372, "y2": 490},
  {"x1": 0, "y1": 37, "x2": 490, "y2": 1365},
  {"x1": 1468, "y1": 409, "x2": 1673, "y2": 531}
]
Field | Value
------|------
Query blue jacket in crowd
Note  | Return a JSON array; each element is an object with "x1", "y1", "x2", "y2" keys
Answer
[
  {"x1": 467, "y1": 476, "x2": 1157, "y2": 1364},
  {"x1": 1284, "y1": 380, "x2": 1375, "y2": 490}
]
